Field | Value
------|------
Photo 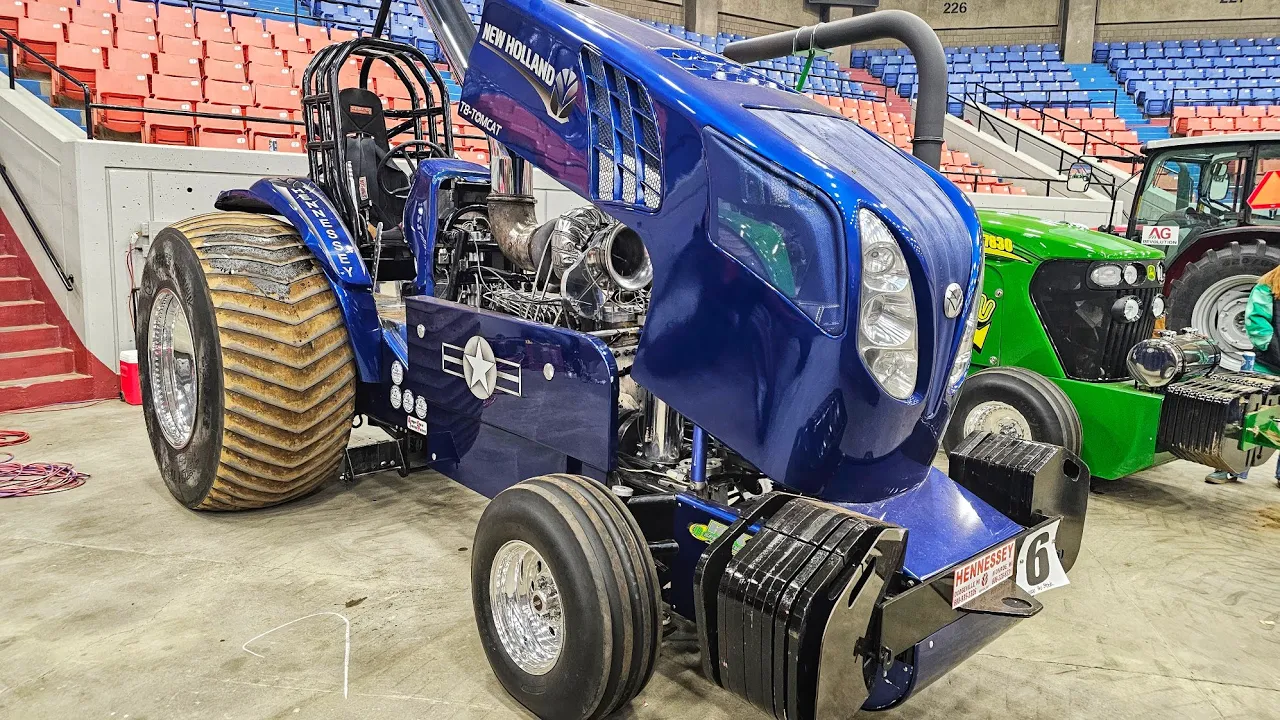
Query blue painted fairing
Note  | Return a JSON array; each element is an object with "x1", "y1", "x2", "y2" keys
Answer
[
  {"x1": 460, "y1": 0, "x2": 983, "y2": 503},
  {"x1": 239, "y1": 177, "x2": 384, "y2": 383},
  {"x1": 839, "y1": 466, "x2": 1023, "y2": 579},
  {"x1": 864, "y1": 611, "x2": 1019, "y2": 709},
  {"x1": 402, "y1": 159, "x2": 491, "y2": 296},
  {"x1": 402, "y1": 295, "x2": 618, "y2": 492}
]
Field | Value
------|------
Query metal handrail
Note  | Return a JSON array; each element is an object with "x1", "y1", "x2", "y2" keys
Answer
[
  {"x1": 948, "y1": 87, "x2": 1140, "y2": 227},
  {"x1": 0, "y1": 161, "x2": 75, "y2": 290},
  {"x1": 960, "y1": 84, "x2": 1143, "y2": 168}
]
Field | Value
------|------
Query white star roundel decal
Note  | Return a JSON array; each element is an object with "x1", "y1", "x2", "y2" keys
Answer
[{"x1": 442, "y1": 335, "x2": 522, "y2": 400}]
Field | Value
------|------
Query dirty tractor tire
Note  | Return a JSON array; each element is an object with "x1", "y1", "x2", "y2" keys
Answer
[
  {"x1": 136, "y1": 212, "x2": 357, "y2": 510},
  {"x1": 1167, "y1": 240, "x2": 1280, "y2": 364}
]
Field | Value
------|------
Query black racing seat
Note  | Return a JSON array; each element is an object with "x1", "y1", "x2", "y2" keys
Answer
[{"x1": 339, "y1": 87, "x2": 409, "y2": 234}]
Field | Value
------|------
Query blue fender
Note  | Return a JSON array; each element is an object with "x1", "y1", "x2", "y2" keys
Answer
[
  {"x1": 221, "y1": 177, "x2": 384, "y2": 382},
  {"x1": 403, "y1": 158, "x2": 491, "y2": 296}
]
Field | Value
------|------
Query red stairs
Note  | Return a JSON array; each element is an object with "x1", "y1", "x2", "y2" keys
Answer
[{"x1": 0, "y1": 212, "x2": 117, "y2": 412}]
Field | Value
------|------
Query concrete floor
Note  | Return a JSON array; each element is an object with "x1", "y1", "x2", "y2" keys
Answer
[{"x1": 2, "y1": 402, "x2": 1279, "y2": 719}]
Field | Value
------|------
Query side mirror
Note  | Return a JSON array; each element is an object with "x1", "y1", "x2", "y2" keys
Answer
[{"x1": 1066, "y1": 162, "x2": 1091, "y2": 193}]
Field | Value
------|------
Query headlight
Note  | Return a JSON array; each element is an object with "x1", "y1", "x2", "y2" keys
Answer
[
  {"x1": 947, "y1": 266, "x2": 982, "y2": 394},
  {"x1": 857, "y1": 209, "x2": 917, "y2": 400},
  {"x1": 1151, "y1": 295, "x2": 1165, "y2": 317},
  {"x1": 1122, "y1": 264, "x2": 1139, "y2": 285},
  {"x1": 1090, "y1": 264, "x2": 1121, "y2": 287},
  {"x1": 1112, "y1": 296, "x2": 1142, "y2": 323},
  {"x1": 1156, "y1": 262, "x2": 1166, "y2": 282}
]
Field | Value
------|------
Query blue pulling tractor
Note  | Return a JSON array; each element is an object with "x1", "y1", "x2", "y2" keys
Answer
[{"x1": 136, "y1": 0, "x2": 1089, "y2": 716}]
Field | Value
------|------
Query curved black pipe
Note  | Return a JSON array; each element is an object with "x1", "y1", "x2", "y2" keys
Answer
[{"x1": 723, "y1": 10, "x2": 947, "y2": 170}]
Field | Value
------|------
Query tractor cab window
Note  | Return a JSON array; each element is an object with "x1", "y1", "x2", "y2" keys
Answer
[
  {"x1": 1251, "y1": 146, "x2": 1280, "y2": 226},
  {"x1": 1134, "y1": 144, "x2": 1251, "y2": 236}
]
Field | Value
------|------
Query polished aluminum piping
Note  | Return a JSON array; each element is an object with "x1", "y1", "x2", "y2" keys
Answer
[{"x1": 413, "y1": 0, "x2": 534, "y2": 198}]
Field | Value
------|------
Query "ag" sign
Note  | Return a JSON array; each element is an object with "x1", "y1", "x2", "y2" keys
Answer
[{"x1": 1141, "y1": 225, "x2": 1179, "y2": 246}]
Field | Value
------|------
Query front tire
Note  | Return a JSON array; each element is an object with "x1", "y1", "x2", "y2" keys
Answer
[
  {"x1": 1168, "y1": 240, "x2": 1280, "y2": 366},
  {"x1": 472, "y1": 474, "x2": 661, "y2": 720},
  {"x1": 136, "y1": 212, "x2": 357, "y2": 510},
  {"x1": 943, "y1": 367, "x2": 1082, "y2": 455}
]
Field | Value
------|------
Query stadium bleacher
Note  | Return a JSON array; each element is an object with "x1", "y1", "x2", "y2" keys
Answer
[
  {"x1": 851, "y1": 44, "x2": 1096, "y2": 115},
  {"x1": 0, "y1": 0, "x2": 1033, "y2": 191},
  {"x1": 1092, "y1": 39, "x2": 1279, "y2": 130}
]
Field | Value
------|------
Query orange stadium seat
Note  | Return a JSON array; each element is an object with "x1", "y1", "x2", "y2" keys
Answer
[
  {"x1": 255, "y1": 82, "x2": 300, "y2": 110},
  {"x1": 114, "y1": 13, "x2": 154, "y2": 34},
  {"x1": 204, "y1": 40, "x2": 244, "y2": 63},
  {"x1": 195, "y1": 101, "x2": 245, "y2": 133},
  {"x1": 25, "y1": 3, "x2": 69, "y2": 24},
  {"x1": 65, "y1": 24, "x2": 111, "y2": 49},
  {"x1": 78, "y1": 0, "x2": 119, "y2": 14},
  {"x1": 253, "y1": 64, "x2": 295, "y2": 87},
  {"x1": 113, "y1": 29, "x2": 157, "y2": 53},
  {"x1": 143, "y1": 97, "x2": 195, "y2": 144},
  {"x1": 151, "y1": 73, "x2": 202, "y2": 102},
  {"x1": 237, "y1": 26, "x2": 273, "y2": 49},
  {"x1": 197, "y1": 127, "x2": 249, "y2": 148},
  {"x1": 52, "y1": 42, "x2": 104, "y2": 99},
  {"x1": 16, "y1": 19, "x2": 63, "y2": 68},
  {"x1": 155, "y1": 52, "x2": 200, "y2": 78},
  {"x1": 251, "y1": 135, "x2": 303, "y2": 152},
  {"x1": 205, "y1": 59, "x2": 246, "y2": 83},
  {"x1": 246, "y1": 45, "x2": 283, "y2": 67},
  {"x1": 96, "y1": 69, "x2": 149, "y2": 132},
  {"x1": 108, "y1": 50, "x2": 152, "y2": 74},
  {"x1": 205, "y1": 78, "x2": 254, "y2": 107},
  {"x1": 73, "y1": 9, "x2": 114, "y2": 29}
]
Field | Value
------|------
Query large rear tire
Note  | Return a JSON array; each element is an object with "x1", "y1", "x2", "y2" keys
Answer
[
  {"x1": 472, "y1": 474, "x2": 661, "y2": 720},
  {"x1": 136, "y1": 212, "x2": 357, "y2": 510},
  {"x1": 1168, "y1": 240, "x2": 1280, "y2": 366}
]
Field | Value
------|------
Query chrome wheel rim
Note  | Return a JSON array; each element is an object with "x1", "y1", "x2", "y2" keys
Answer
[
  {"x1": 489, "y1": 540, "x2": 564, "y2": 675},
  {"x1": 148, "y1": 288, "x2": 199, "y2": 449},
  {"x1": 1191, "y1": 275, "x2": 1254, "y2": 365},
  {"x1": 962, "y1": 400, "x2": 1032, "y2": 440}
]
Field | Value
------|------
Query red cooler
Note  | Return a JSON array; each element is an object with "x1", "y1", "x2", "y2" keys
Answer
[{"x1": 120, "y1": 350, "x2": 142, "y2": 405}]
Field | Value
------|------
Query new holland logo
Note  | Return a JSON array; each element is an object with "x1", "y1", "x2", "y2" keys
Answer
[
  {"x1": 944, "y1": 283, "x2": 964, "y2": 318},
  {"x1": 442, "y1": 335, "x2": 522, "y2": 400},
  {"x1": 479, "y1": 22, "x2": 578, "y2": 123}
]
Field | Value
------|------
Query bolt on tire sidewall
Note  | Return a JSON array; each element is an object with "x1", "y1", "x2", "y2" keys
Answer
[
  {"x1": 136, "y1": 229, "x2": 226, "y2": 508},
  {"x1": 472, "y1": 489, "x2": 611, "y2": 720}
]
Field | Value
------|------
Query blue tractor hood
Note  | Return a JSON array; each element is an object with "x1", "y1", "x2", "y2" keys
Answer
[{"x1": 460, "y1": 0, "x2": 983, "y2": 503}]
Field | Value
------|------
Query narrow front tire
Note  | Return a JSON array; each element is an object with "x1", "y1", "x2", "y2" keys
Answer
[{"x1": 472, "y1": 474, "x2": 661, "y2": 720}]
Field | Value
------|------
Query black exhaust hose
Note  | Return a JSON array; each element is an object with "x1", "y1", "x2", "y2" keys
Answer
[{"x1": 722, "y1": 10, "x2": 946, "y2": 170}]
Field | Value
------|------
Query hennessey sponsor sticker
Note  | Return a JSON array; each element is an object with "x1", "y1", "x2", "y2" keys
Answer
[{"x1": 952, "y1": 540, "x2": 1015, "y2": 608}]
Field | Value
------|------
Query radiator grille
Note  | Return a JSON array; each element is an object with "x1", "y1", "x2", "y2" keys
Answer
[
  {"x1": 1030, "y1": 260, "x2": 1160, "y2": 381},
  {"x1": 581, "y1": 49, "x2": 662, "y2": 210}
]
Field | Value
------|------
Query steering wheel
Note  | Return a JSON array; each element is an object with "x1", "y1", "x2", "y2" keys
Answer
[{"x1": 378, "y1": 140, "x2": 448, "y2": 199}]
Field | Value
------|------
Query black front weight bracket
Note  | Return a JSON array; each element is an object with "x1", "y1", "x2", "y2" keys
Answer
[{"x1": 694, "y1": 493, "x2": 907, "y2": 720}]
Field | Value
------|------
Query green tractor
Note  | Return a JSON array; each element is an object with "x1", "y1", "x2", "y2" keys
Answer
[{"x1": 944, "y1": 210, "x2": 1280, "y2": 481}]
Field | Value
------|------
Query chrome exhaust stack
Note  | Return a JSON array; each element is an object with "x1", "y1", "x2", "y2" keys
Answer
[{"x1": 413, "y1": 0, "x2": 538, "y2": 256}]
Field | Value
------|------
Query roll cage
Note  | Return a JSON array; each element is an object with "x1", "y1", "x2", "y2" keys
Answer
[{"x1": 301, "y1": 37, "x2": 456, "y2": 251}]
